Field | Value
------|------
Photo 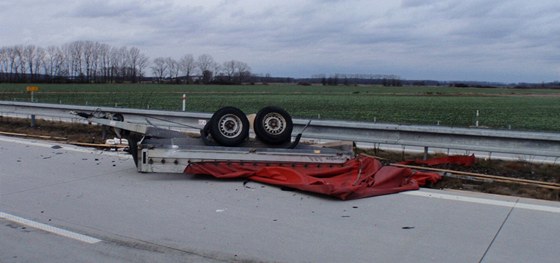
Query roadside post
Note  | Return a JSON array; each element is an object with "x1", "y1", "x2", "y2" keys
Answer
[
  {"x1": 26, "y1": 86, "x2": 40, "y2": 127},
  {"x1": 182, "y1": 94, "x2": 187, "y2": 111},
  {"x1": 475, "y1": 110, "x2": 480, "y2": 127},
  {"x1": 26, "y1": 86, "x2": 40, "y2": 102}
]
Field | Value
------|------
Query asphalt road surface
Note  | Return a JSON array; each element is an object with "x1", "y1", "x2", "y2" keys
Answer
[{"x1": 1, "y1": 135, "x2": 559, "y2": 263}]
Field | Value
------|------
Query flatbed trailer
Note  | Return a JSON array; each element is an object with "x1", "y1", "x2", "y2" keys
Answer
[
  {"x1": 72, "y1": 108, "x2": 355, "y2": 174},
  {"x1": 71, "y1": 107, "x2": 447, "y2": 200}
]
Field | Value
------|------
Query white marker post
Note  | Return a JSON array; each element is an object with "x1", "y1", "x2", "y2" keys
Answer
[
  {"x1": 182, "y1": 94, "x2": 187, "y2": 111},
  {"x1": 475, "y1": 110, "x2": 479, "y2": 127}
]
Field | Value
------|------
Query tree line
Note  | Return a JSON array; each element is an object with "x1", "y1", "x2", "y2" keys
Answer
[
  {"x1": 308, "y1": 73, "x2": 403, "y2": 86},
  {"x1": 0, "y1": 41, "x2": 252, "y2": 84}
]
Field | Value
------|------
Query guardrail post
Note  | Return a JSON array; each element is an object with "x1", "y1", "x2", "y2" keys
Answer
[
  {"x1": 423, "y1": 146, "x2": 428, "y2": 160},
  {"x1": 30, "y1": 115, "x2": 36, "y2": 128}
]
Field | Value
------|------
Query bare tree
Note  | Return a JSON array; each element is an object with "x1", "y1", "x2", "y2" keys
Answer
[
  {"x1": 235, "y1": 61, "x2": 251, "y2": 83},
  {"x1": 179, "y1": 54, "x2": 196, "y2": 84},
  {"x1": 221, "y1": 60, "x2": 251, "y2": 83},
  {"x1": 33, "y1": 47, "x2": 46, "y2": 81},
  {"x1": 109, "y1": 46, "x2": 127, "y2": 83},
  {"x1": 197, "y1": 54, "x2": 217, "y2": 83},
  {"x1": 65, "y1": 41, "x2": 85, "y2": 81},
  {"x1": 197, "y1": 54, "x2": 214, "y2": 72},
  {"x1": 151, "y1": 57, "x2": 168, "y2": 83},
  {"x1": 98, "y1": 43, "x2": 111, "y2": 82},
  {"x1": 8, "y1": 46, "x2": 23, "y2": 82},
  {"x1": 135, "y1": 52, "x2": 149, "y2": 82},
  {"x1": 222, "y1": 60, "x2": 236, "y2": 81},
  {"x1": 127, "y1": 47, "x2": 148, "y2": 83},
  {"x1": 45, "y1": 45, "x2": 67, "y2": 82},
  {"x1": 22, "y1": 45, "x2": 37, "y2": 81},
  {"x1": 165, "y1": 57, "x2": 180, "y2": 83},
  {"x1": 16, "y1": 45, "x2": 27, "y2": 81},
  {"x1": 83, "y1": 41, "x2": 99, "y2": 82},
  {"x1": 45, "y1": 46, "x2": 57, "y2": 81},
  {"x1": 118, "y1": 46, "x2": 130, "y2": 82},
  {"x1": 0, "y1": 47, "x2": 7, "y2": 81},
  {"x1": 3, "y1": 47, "x2": 14, "y2": 81}
]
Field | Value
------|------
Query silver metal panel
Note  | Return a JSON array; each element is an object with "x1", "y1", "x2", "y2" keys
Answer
[{"x1": 138, "y1": 147, "x2": 353, "y2": 173}]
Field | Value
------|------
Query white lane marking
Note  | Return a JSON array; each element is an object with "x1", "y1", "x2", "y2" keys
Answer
[
  {"x1": 0, "y1": 135, "x2": 130, "y2": 158},
  {"x1": 0, "y1": 211, "x2": 102, "y2": 244},
  {"x1": 403, "y1": 191, "x2": 560, "y2": 214}
]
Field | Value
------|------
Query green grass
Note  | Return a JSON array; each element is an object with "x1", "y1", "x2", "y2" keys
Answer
[
  {"x1": 2, "y1": 83, "x2": 560, "y2": 95},
  {"x1": 1, "y1": 83, "x2": 560, "y2": 131}
]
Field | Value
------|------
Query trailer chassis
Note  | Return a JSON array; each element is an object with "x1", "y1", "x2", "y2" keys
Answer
[{"x1": 72, "y1": 110, "x2": 355, "y2": 174}]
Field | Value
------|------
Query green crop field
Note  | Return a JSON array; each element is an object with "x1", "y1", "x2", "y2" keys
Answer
[{"x1": 1, "y1": 83, "x2": 559, "y2": 131}]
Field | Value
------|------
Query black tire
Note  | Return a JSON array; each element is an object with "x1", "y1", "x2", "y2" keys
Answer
[
  {"x1": 199, "y1": 121, "x2": 215, "y2": 146},
  {"x1": 209, "y1": 106, "x2": 250, "y2": 146},
  {"x1": 254, "y1": 106, "x2": 293, "y2": 145}
]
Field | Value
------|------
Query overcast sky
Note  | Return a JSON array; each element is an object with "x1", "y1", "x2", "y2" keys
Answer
[{"x1": 2, "y1": 0, "x2": 560, "y2": 82}]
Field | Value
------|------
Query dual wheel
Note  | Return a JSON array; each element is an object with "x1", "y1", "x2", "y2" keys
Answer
[{"x1": 205, "y1": 106, "x2": 293, "y2": 147}]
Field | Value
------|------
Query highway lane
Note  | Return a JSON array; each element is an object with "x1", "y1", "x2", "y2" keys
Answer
[{"x1": 1, "y1": 135, "x2": 559, "y2": 262}]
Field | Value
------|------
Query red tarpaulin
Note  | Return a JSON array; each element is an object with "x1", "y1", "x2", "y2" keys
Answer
[{"x1": 185, "y1": 154, "x2": 474, "y2": 200}]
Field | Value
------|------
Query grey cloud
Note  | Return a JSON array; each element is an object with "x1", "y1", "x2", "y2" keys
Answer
[
  {"x1": 69, "y1": 1, "x2": 136, "y2": 18},
  {"x1": 1, "y1": 0, "x2": 559, "y2": 82}
]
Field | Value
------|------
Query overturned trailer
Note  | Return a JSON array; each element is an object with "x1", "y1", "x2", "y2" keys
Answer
[{"x1": 73, "y1": 106, "x2": 443, "y2": 200}]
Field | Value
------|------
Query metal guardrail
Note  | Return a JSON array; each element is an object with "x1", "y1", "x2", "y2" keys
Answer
[{"x1": 1, "y1": 101, "x2": 560, "y2": 158}]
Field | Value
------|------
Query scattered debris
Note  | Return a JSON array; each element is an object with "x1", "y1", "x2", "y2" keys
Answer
[
  {"x1": 105, "y1": 137, "x2": 129, "y2": 146},
  {"x1": 243, "y1": 180, "x2": 254, "y2": 189}
]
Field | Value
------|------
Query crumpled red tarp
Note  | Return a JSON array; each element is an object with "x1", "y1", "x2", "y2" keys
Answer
[{"x1": 185, "y1": 154, "x2": 474, "y2": 200}]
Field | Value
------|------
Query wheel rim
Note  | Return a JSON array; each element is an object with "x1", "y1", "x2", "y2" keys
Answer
[
  {"x1": 262, "y1": 112, "x2": 286, "y2": 135},
  {"x1": 218, "y1": 114, "x2": 243, "y2": 138}
]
